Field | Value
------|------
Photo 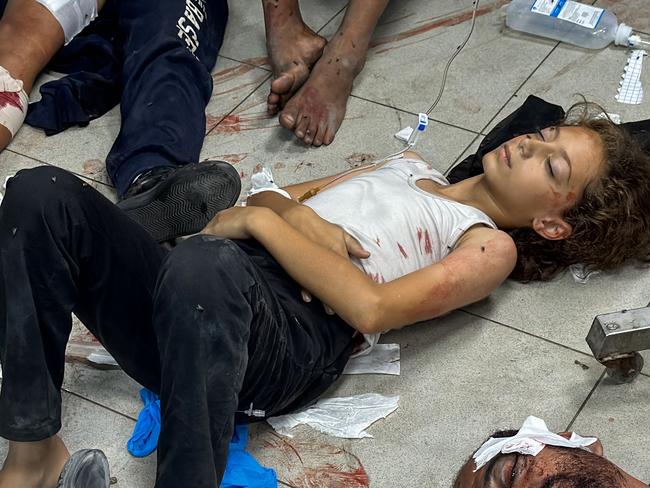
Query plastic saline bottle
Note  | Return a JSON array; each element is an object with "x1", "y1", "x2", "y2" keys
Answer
[{"x1": 506, "y1": 0, "x2": 650, "y2": 50}]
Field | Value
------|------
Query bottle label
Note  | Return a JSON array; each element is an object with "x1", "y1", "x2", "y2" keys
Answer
[{"x1": 531, "y1": 0, "x2": 605, "y2": 29}]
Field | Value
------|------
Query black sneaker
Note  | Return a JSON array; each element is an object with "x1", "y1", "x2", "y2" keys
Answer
[
  {"x1": 118, "y1": 161, "x2": 241, "y2": 242},
  {"x1": 57, "y1": 449, "x2": 110, "y2": 488}
]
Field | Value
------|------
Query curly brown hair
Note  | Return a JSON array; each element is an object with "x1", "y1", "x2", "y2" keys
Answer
[{"x1": 508, "y1": 102, "x2": 650, "y2": 282}]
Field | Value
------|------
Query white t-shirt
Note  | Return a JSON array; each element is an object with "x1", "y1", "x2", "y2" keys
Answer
[{"x1": 304, "y1": 158, "x2": 497, "y2": 354}]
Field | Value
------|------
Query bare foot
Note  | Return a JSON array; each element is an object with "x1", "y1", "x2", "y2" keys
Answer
[
  {"x1": 279, "y1": 35, "x2": 365, "y2": 147},
  {"x1": 263, "y1": 0, "x2": 327, "y2": 115},
  {"x1": 0, "y1": 436, "x2": 70, "y2": 488}
]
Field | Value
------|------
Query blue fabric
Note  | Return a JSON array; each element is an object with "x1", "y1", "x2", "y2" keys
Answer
[
  {"x1": 128, "y1": 389, "x2": 277, "y2": 488},
  {"x1": 223, "y1": 425, "x2": 277, "y2": 488},
  {"x1": 127, "y1": 388, "x2": 161, "y2": 457}
]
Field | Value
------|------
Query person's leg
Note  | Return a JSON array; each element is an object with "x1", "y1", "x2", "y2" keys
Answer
[
  {"x1": 279, "y1": 0, "x2": 389, "y2": 147},
  {"x1": 0, "y1": 0, "x2": 64, "y2": 152},
  {"x1": 151, "y1": 236, "x2": 355, "y2": 487},
  {"x1": 0, "y1": 166, "x2": 166, "y2": 488},
  {"x1": 106, "y1": 0, "x2": 228, "y2": 199},
  {"x1": 0, "y1": 0, "x2": 106, "y2": 151},
  {"x1": 262, "y1": 0, "x2": 326, "y2": 116}
]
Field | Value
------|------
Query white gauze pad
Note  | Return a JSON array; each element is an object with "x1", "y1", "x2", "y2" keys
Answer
[
  {"x1": 247, "y1": 165, "x2": 292, "y2": 199},
  {"x1": 472, "y1": 416, "x2": 598, "y2": 471},
  {"x1": 0, "y1": 67, "x2": 29, "y2": 137},
  {"x1": 36, "y1": 0, "x2": 98, "y2": 44}
]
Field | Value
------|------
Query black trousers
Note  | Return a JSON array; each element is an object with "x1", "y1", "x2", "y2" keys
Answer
[
  {"x1": 0, "y1": 0, "x2": 228, "y2": 198},
  {"x1": 0, "y1": 166, "x2": 355, "y2": 487},
  {"x1": 106, "y1": 0, "x2": 229, "y2": 196}
]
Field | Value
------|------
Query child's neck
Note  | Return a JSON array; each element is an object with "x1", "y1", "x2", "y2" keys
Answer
[{"x1": 435, "y1": 175, "x2": 522, "y2": 229}]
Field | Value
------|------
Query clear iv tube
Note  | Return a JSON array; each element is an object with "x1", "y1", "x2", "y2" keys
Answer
[
  {"x1": 629, "y1": 33, "x2": 650, "y2": 49},
  {"x1": 313, "y1": 0, "x2": 482, "y2": 195}
]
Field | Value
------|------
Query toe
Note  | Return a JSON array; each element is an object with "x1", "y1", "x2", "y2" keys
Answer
[
  {"x1": 324, "y1": 126, "x2": 335, "y2": 146},
  {"x1": 304, "y1": 119, "x2": 319, "y2": 146},
  {"x1": 279, "y1": 108, "x2": 298, "y2": 130},
  {"x1": 267, "y1": 93, "x2": 280, "y2": 115},
  {"x1": 295, "y1": 113, "x2": 310, "y2": 140},
  {"x1": 313, "y1": 121, "x2": 327, "y2": 147},
  {"x1": 271, "y1": 73, "x2": 295, "y2": 97},
  {"x1": 268, "y1": 92, "x2": 280, "y2": 106}
]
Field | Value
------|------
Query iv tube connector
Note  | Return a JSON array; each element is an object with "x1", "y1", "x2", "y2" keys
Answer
[
  {"x1": 407, "y1": 113, "x2": 429, "y2": 147},
  {"x1": 628, "y1": 33, "x2": 650, "y2": 49}
]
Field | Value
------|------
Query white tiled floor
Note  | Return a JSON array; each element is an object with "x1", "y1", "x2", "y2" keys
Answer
[{"x1": 1, "y1": 0, "x2": 649, "y2": 487}]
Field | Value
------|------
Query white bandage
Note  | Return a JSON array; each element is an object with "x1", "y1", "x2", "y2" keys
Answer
[
  {"x1": 472, "y1": 416, "x2": 598, "y2": 471},
  {"x1": 0, "y1": 67, "x2": 29, "y2": 137},
  {"x1": 36, "y1": 0, "x2": 98, "y2": 44},
  {"x1": 247, "y1": 166, "x2": 292, "y2": 199}
]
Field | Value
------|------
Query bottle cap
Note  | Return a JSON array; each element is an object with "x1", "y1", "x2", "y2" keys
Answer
[{"x1": 615, "y1": 23, "x2": 633, "y2": 46}]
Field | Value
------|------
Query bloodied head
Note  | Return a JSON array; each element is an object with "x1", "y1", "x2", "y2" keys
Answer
[
  {"x1": 483, "y1": 102, "x2": 650, "y2": 281},
  {"x1": 453, "y1": 430, "x2": 648, "y2": 488}
]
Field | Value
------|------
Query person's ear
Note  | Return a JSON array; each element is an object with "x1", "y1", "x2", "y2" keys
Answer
[
  {"x1": 557, "y1": 432, "x2": 604, "y2": 456},
  {"x1": 532, "y1": 216, "x2": 572, "y2": 240}
]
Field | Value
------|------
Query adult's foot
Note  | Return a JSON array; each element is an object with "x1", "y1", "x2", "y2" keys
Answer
[
  {"x1": 118, "y1": 161, "x2": 241, "y2": 243},
  {"x1": 263, "y1": 0, "x2": 327, "y2": 115},
  {"x1": 0, "y1": 436, "x2": 70, "y2": 488},
  {"x1": 279, "y1": 34, "x2": 366, "y2": 147}
]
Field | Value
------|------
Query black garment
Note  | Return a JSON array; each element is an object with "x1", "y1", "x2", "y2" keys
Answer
[
  {"x1": 0, "y1": 0, "x2": 229, "y2": 197},
  {"x1": 447, "y1": 95, "x2": 650, "y2": 183},
  {"x1": 0, "y1": 166, "x2": 355, "y2": 487}
]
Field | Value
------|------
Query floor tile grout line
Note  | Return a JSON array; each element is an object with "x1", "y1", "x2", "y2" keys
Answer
[
  {"x1": 459, "y1": 309, "x2": 604, "y2": 360},
  {"x1": 564, "y1": 371, "x2": 606, "y2": 432},
  {"x1": 217, "y1": 54, "x2": 271, "y2": 73},
  {"x1": 4, "y1": 149, "x2": 116, "y2": 189},
  {"x1": 444, "y1": 132, "x2": 482, "y2": 176},
  {"x1": 62, "y1": 387, "x2": 138, "y2": 422},
  {"x1": 477, "y1": 42, "x2": 561, "y2": 135},
  {"x1": 349, "y1": 94, "x2": 482, "y2": 135},
  {"x1": 461, "y1": 310, "x2": 650, "y2": 379},
  {"x1": 204, "y1": 73, "x2": 273, "y2": 137},
  {"x1": 315, "y1": 4, "x2": 348, "y2": 35}
]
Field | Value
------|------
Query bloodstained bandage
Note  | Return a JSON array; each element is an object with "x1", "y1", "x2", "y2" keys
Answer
[{"x1": 0, "y1": 67, "x2": 29, "y2": 138}]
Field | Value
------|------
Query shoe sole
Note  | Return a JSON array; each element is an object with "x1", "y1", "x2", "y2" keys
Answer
[
  {"x1": 118, "y1": 161, "x2": 241, "y2": 242},
  {"x1": 58, "y1": 449, "x2": 110, "y2": 488}
]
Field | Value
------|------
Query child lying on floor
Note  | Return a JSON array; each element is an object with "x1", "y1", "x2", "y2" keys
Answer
[{"x1": 0, "y1": 103, "x2": 649, "y2": 488}]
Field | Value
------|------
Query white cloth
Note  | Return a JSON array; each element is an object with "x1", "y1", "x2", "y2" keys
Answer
[
  {"x1": 343, "y1": 343, "x2": 400, "y2": 375},
  {"x1": 472, "y1": 416, "x2": 598, "y2": 471},
  {"x1": 305, "y1": 158, "x2": 496, "y2": 352},
  {"x1": 267, "y1": 393, "x2": 399, "y2": 439},
  {"x1": 36, "y1": 0, "x2": 98, "y2": 44},
  {"x1": 247, "y1": 165, "x2": 292, "y2": 200}
]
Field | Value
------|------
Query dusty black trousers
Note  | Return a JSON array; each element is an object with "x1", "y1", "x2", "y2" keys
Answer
[{"x1": 0, "y1": 166, "x2": 355, "y2": 487}]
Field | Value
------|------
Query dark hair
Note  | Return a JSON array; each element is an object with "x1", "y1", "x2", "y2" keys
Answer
[
  {"x1": 508, "y1": 102, "x2": 650, "y2": 282},
  {"x1": 539, "y1": 447, "x2": 626, "y2": 488}
]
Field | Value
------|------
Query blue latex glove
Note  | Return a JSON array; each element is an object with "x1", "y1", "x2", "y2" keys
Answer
[
  {"x1": 223, "y1": 424, "x2": 277, "y2": 488},
  {"x1": 127, "y1": 388, "x2": 161, "y2": 457},
  {"x1": 127, "y1": 388, "x2": 277, "y2": 488}
]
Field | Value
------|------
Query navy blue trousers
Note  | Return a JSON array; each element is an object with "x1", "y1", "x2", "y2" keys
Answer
[
  {"x1": 0, "y1": 167, "x2": 355, "y2": 487},
  {"x1": 1, "y1": 0, "x2": 228, "y2": 197}
]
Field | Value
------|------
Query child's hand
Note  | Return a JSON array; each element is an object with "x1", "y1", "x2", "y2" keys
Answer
[{"x1": 201, "y1": 206, "x2": 261, "y2": 239}]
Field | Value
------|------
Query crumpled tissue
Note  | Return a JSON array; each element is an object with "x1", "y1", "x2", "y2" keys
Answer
[
  {"x1": 343, "y1": 343, "x2": 400, "y2": 375},
  {"x1": 267, "y1": 393, "x2": 399, "y2": 439},
  {"x1": 472, "y1": 415, "x2": 598, "y2": 471}
]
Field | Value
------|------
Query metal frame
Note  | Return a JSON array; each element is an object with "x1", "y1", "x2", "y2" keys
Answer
[{"x1": 586, "y1": 304, "x2": 650, "y2": 383}]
